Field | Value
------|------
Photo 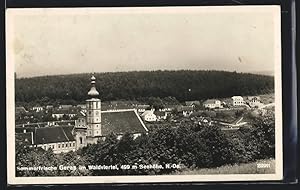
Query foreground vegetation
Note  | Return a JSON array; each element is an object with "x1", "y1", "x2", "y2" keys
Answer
[{"x1": 16, "y1": 114, "x2": 275, "y2": 177}]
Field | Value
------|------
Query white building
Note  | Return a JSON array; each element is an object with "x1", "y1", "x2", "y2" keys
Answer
[
  {"x1": 32, "y1": 106, "x2": 44, "y2": 112},
  {"x1": 203, "y1": 99, "x2": 222, "y2": 109},
  {"x1": 231, "y1": 96, "x2": 244, "y2": 106},
  {"x1": 141, "y1": 110, "x2": 157, "y2": 122}
]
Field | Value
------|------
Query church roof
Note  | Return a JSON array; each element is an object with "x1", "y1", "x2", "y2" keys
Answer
[
  {"x1": 88, "y1": 75, "x2": 99, "y2": 96},
  {"x1": 101, "y1": 109, "x2": 148, "y2": 136}
]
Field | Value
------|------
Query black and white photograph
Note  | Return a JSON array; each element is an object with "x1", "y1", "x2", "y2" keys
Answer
[{"x1": 6, "y1": 6, "x2": 282, "y2": 184}]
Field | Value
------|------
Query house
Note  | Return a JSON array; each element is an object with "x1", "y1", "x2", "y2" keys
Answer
[
  {"x1": 185, "y1": 101, "x2": 201, "y2": 107},
  {"x1": 154, "y1": 111, "x2": 168, "y2": 121},
  {"x1": 247, "y1": 96, "x2": 263, "y2": 108},
  {"x1": 135, "y1": 104, "x2": 150, "y2": 113},
  {"x1": 231, "y1": 96, "x2": 244, "y2": 106},
  {"x1": 52, "y1": 109, "x2": 78, "y2": 119},
  {"x1": 203, "y1": 99, "x2": 222, "y2": 109},
  {"x1": 52, "y1": 110, "x2": 77, "y2": 119},
  {"x1": 15, "y1": 126, "x2": 76, "y2": 154},
  {"x1": 177, "y1": 106, "x2": 194, "y2": 117},
  {"x1": 32, "y1": 106, "x2": 44, "y2": 112},
  {"x1": 141, "y1": 110, "x2": 157, "y2": 122}
]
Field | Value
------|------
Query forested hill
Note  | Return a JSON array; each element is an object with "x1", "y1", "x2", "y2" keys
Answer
[{"x1": 15, "y1": 70, "x2": 274, "y2": 105}]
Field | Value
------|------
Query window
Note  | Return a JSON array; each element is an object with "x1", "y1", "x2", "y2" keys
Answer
[
  {"x1": 62, "y1": 144, "x2": 64, "y2": 148},
  {"x1": 66, "y1": 143, "x2": 68, "y2": 147},
  {"x1": 80, "y1": 137, "x2": 83, "y2": 144},
  {"x1": 73, "y1": 142, "x2": 75, "y2": 147},
  {"x1": 58, "y1": 144, "x2": 60, "y2": 148}
]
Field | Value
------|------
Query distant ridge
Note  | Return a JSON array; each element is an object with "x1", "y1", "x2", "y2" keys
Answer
[
  {"x1": 15, "y1": 70, "x2": 274, "y2": 105},
  {"x1": 249, "y1": 70, "x2": 274, "y2": 76}
]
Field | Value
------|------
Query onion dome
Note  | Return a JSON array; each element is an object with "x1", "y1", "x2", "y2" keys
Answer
[{"x1": 88, "y1": 75, "x2": 99, "y2": 96}]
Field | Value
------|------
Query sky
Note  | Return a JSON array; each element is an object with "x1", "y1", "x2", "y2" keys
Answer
[{"x1": 6, "y1": 6, "x2": 280, "y2": 78}]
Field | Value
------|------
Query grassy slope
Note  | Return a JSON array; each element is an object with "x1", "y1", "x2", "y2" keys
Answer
[{"x1": 174, "y1": 159, "x2": 275, "y2": 175}]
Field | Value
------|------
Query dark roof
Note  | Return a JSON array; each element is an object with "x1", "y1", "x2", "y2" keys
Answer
[
  {"x1": 101, "y1": 110, "x2": 148, "y2": 136},
  {"x1": 34, "y1": 126, "x2": 75, "y2": 144}
]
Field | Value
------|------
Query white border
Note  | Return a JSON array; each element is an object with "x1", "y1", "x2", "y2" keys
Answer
[{"x1": 6, "y1": 6, "x2": 282, "y2": 184}]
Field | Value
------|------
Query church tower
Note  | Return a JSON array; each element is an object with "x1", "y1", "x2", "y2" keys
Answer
[{"x1": 86, "y1": 75, "x2": 101, "y2": 143}]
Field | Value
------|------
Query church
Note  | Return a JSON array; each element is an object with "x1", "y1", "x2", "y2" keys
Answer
[{"x1": 16, "y1": 75, "x2": 149, "y2": 154}]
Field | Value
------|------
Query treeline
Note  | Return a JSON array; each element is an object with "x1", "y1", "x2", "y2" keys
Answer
[
  {"x1": 16, "y1": 114, "x2": 275, "y2": 176},
  {"x1": 15, "y1": 70, "x2": 274, "y2": 105}
]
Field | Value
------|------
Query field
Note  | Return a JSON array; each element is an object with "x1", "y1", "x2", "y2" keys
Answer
[{"x1": 174, "y1": 159, "x2": 275, "y2": 175}]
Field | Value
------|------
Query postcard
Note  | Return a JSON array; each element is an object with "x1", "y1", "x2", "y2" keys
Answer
[{"x1": 6, "y1": 6, "x2": 282, "y2": 184}]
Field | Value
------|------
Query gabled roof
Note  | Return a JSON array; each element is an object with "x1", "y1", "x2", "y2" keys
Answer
[
  {"x1": 34, "y1": 126, "x2": 75, "y2": 144},
  {"x1": 101, "y1": 109, "x2": 148, "y2": 136},
  {"x1": 141, "y1": 110, "x2": 155, "y2": 117},
  {"x1": 203, "y1": 99, "x2": 220, "y2": 104},
  {"x1": 185, "y1": 101, "x2": 200, "y2": 106}
]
